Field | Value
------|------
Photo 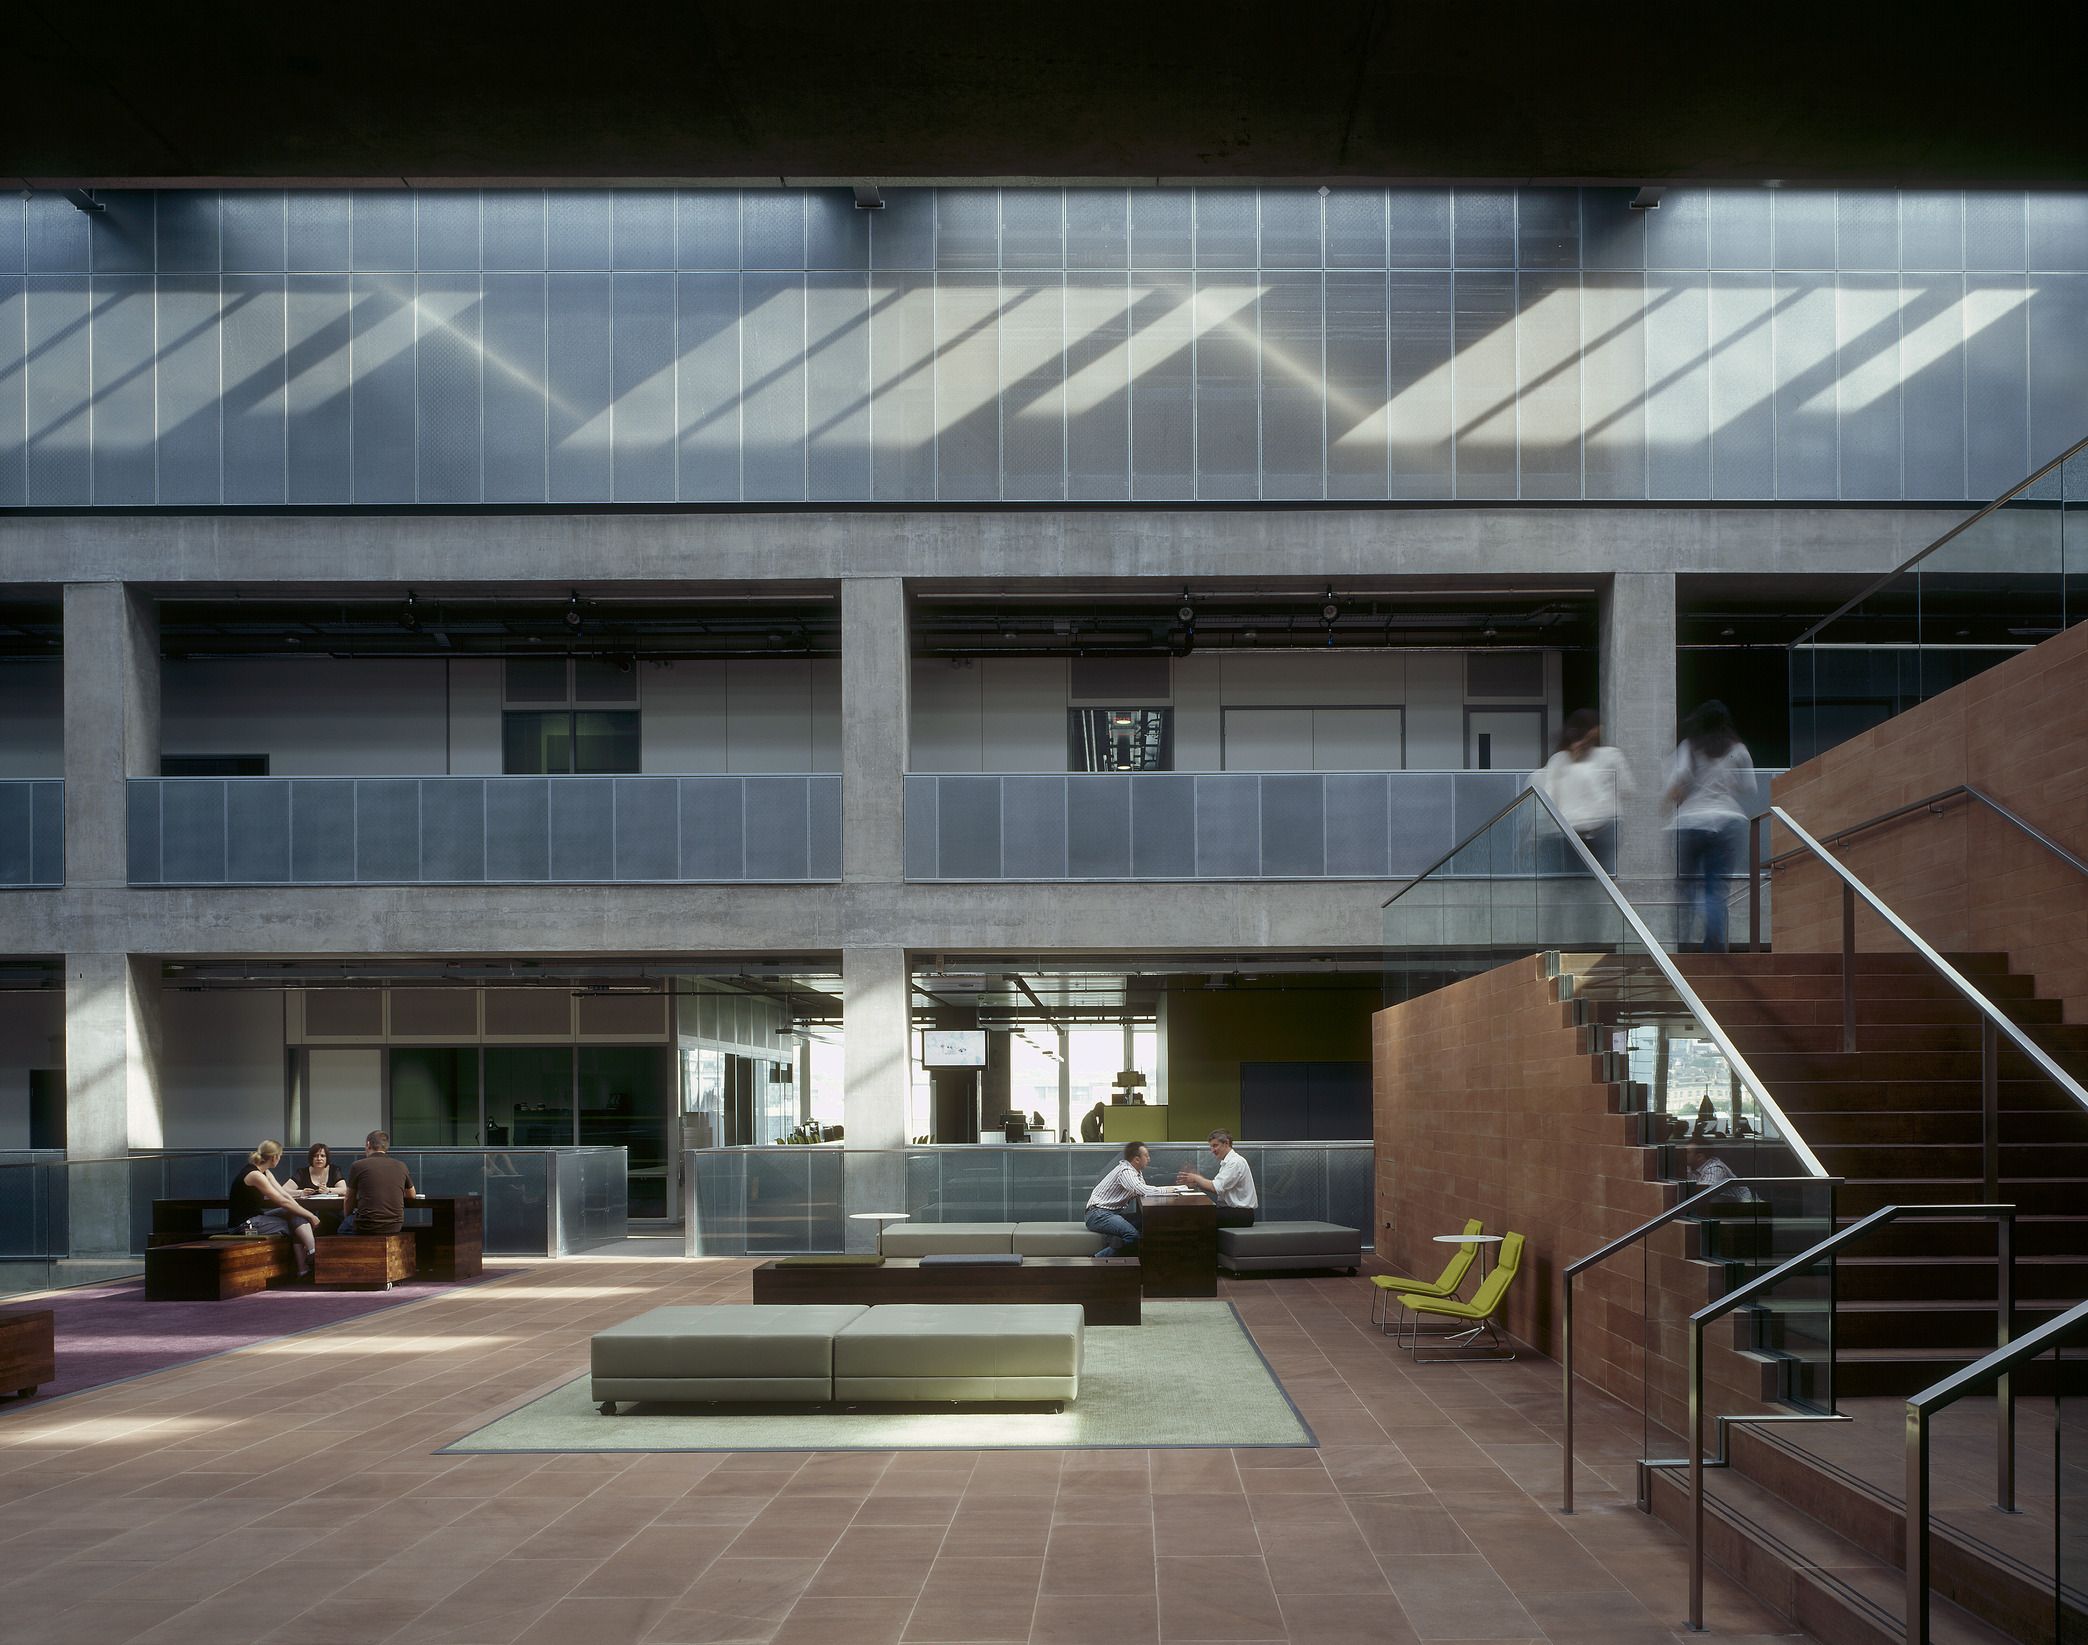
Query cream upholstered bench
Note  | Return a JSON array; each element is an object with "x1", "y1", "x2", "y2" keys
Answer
[
  {"x1": 592, "y1": 1304, "x2": 865, "y2": 1411},
  {"x1": 1011, "y1": 1222, "x2": 1101, "y2": 1256},
  {"x1": 590, "y1": 1301, "x2": 1084, "y2": 1412},
  {"x1": 878, "y1": 1221, "x2": 1101, "y2": 1257},
  {"x1": 832, "y1": 1303, "x2": 1083, "y2": 1406}
]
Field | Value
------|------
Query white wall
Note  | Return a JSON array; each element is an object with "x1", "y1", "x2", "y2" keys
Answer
[
  {"x1": 447, "y1": 659, "x2": 504, "y2": 774},
  {"x1": 911, "y1": 649, "x2": 1563, "y2": 771},
  {"x1": 0, "y1": 662, "x2": 63, "y2": 778},
  {"x1": 162, "y1": 659, "x2": 449, "y2": 775},
  {"x1": 158, "y1": 989, "x2": 289, "y2": 1148},
  {"x1": 0, "y1": 992, "x2": 62, "y2": 1148},
  {"x1": 638, "y1": 659, "x2": 840, "y2": 774}
]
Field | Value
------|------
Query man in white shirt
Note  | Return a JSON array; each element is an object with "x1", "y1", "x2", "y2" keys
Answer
[
  {"x1": 1177, "y1": 1130, "x2": 1258, "y2": 1227},
  {"x1": 1084, "y1": 1141, "x2": 1152, "y2": 1256}
]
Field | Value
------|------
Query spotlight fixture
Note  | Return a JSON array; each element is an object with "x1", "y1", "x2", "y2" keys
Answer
[
  {"x1": 562, "y1": 593, "x2": 586, "y2": 636},
  {"x1": 1177, "y1": 603, "x2": 1195, "y2": 624},
  {"x1": 1721, "y1": 627, "x2": 1736, "y2": 637},
  {"x1": 1629, "y1": 187, "x2": 1666, "y2": 210},
  {"x1": 852, "y1": 184, "x2": 885, "y2": 211},
  {"x1": 397, "y1": 591, "x2": 421, "y2": 633}
]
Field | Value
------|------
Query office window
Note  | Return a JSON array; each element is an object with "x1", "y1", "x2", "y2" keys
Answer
[
  {"x1": 162, "y1": 755, "x2": 269, "y2": 776},
  {"x1": 502, "y1": 709, "x2": 640, "y2": 773},
  {"x1": 1068, "y1": 708, "x2": 1173, "y2": 771}
]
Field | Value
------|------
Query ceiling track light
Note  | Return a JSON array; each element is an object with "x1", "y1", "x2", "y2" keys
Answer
[
  {"x1": 397, "y1": 590, "x2": 421, "y2": 633},
  {"x1": 562, "y1": 591, "x2": 584, "y2": 636}
]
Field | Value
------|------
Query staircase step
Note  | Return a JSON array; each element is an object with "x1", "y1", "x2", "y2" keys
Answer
[
  {"x1": 1642, "y1": 1460, "x2": 2016, "y2": 1645},
  {"x1": 1796, "y1": 1111, "x2": 2088, "y2": 1145},
  {"x1": 1766, "y1": 1079, "x2": 2088, "y2": 1113},
  {"x1": 1808, "y1": 1144, "x2": 2088, "y2": 1177},
  {"x1": 1827, "y1": 1254, "x2": 2088, "y2": 1301},
  {"x1": 1835, "y1": 1180, "x2": 2088, "y2": 1218}
]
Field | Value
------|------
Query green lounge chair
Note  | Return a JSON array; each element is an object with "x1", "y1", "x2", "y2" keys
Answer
[
  {"x1": 1367, "y1": 1218, "x2": 1482, "y2": 1332},
  {"x1": 1393, "y1": 1231, "x2": 1524, "y2": 1361}
]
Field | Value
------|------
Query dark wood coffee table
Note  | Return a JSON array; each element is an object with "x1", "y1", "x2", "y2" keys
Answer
[
  {"x1": 751, "y1": 1256, "x2": 1142, "y2": 1325},
  {"x1": 1137, "y1": 1191, "x2": 1218, "y2": 1297}
]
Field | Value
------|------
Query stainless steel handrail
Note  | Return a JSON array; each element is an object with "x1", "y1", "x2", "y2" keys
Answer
[
  {"x1": 1757, "y1": 783, "x2": 2088, "y2": 879},
  {"x1": 1766, "y1": 807, "x2": 2088, "y2": 1139},
  {"x1": 1685, "y1": 1202, "x2": 2017, "y2": 1633},
  {"x1": 1788, "y1": 428, "x2": 2088, "y2": 650},
  {"x1": 1904, "y1": 1294, "x2": 2088, "y2": 1645},
  {"x1": 1560, "y1": 1175, "x2": 1838, "y2": 1514}
]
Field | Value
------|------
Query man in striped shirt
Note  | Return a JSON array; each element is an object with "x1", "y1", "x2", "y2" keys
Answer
[{"x1": 1084, "y1": 1141, "x2": 1152, "y2": 1256}]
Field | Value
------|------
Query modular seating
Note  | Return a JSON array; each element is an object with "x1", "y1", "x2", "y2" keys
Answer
[
  {"x1": 144, "y1": 1233, "x2": 299, "y2": 1300},
  {"x1": 1215, "y1": 1221, "x2": 1363, "y2": 1274},
  {"x1": 590, "y1": 1302, "x2": 1084, "y2": 1410},
  {"x1": 878, "y1": 1221, "x2": 1099, "y2": 1257},
  {"x1": 0, "y1": 1310, "x2": 54, "y2": 1399},
  {"x1": 314, "y1": 1231, "x2": 417, "y2": 1289}
]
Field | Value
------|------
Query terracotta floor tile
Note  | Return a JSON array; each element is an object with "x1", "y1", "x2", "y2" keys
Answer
[
  {"x1": 1275, "y1": 1590, "x2": 1422, "y2": 1645},
  {"x1": 1040, "y1": 1519, "x2": 1156, "y2": 1594},
  {"x1": 1153, "y1": 1495, "x2": 1260, "y2": 1558},
  {"x1": 1382, "y1": 1556, "x2": 1541, "y2": 1640},
  {"x1": 768, "y1": 1594, "x2": 914, "y2": 1645},
  {"x1": 573, "y1": 1524, "x2": 741, "y2": 1597},
  {"x1": 672, "y1": 1557, "x2": 823, "y2": 1623},
  {"x1": 1155, "y1": 1554, "x2": 1286, "y2": 1641},
  {"x1": 1030, "y1": 1590, "x2": 1160, "y2": 1645},
  {"x1": 509, "y1": 1595, "x2": 675, "y2": 1645}
]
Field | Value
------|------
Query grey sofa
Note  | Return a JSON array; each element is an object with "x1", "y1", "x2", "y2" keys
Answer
[
  {"x1": 591, "y1": 1301, "x2": 1084, "y2": 1409},
  {"x1": 1216, "y1": 1221, "x2": 1363, "y2": 1274}
]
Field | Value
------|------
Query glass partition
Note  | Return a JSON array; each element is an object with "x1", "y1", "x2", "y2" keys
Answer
[
  {"x1": 685, "y1": 1142, "x2": 1374, "y2": 1258},
  {"x1": 0, "y1": 1145, "x2": 626, "y2": 1293}
]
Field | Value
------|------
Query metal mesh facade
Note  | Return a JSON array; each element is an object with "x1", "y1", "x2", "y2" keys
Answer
[{"x1": 4, "y1": 187, "x2": 2084, "y2": 507}]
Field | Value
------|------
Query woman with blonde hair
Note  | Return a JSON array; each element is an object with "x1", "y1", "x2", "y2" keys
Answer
[{"x1": 227, "y1": 1140, "x2": 320, "y2": 1277}]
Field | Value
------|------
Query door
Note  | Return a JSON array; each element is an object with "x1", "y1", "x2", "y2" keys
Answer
[{"x1": 1465, "y1": 708, "x2": 1546, "y2": 770}]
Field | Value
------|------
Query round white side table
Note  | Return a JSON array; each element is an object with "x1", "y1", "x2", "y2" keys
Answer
[
  {"x1": 1432, "y1": 1230, "x2": 1506, "y2": 1281},
  {"x1": 849, "y1": 1211, "x2": 909, "y2": 1256}
]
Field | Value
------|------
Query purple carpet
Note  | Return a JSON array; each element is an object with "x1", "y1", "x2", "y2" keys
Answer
[{"x1": 0, "y1": 1271, "x2": 513, "y2": 1410}]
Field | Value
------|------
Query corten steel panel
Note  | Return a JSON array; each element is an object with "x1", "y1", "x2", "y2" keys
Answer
[
  {"x1": 1193, "y1": 774, "x2": 1259, "y2": 878},
  {"x1": 354, "y1": 779, "x2": 421, "y2": 883},
  {"x1": 290, "y1": 779, "x2": 355, "y2": 882},
  {"x1": 420, "y1": 779, "x2": 487, "y2": 883},
  {"x1": 612, "y1": 776, "x2": 678, "y2": 880},
  {"x1": 548, "y1": 778, "x2": 614, "y2": 880},
  {"x1": 934, "y1": 776, "x2": 1002, "y2": 880},
  {"x1": 485, "y1": 777, "x2": 551, "y2": 881},
  {"x1": 743, "y1": 778, "x2": 810, "y2": 880},
  {"x1": 1259, "y1": 774, "x2": 1327, "y2": 877},
  {"x1": 161, "y1": 779, "x2": 227, "y2": 884},
  {"x1": 225, "y1": 779, "x2": 291, "y2": 883},
  {"x1": 680, "y1": 778, "x2": 745, "y2": 880}
]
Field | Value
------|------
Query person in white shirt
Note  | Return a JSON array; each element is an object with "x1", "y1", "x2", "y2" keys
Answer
[
  {"x1": 1666, "y1": 700, "x2": 1756, "y2": 954},
  {"x1": 1176, "y1": 1129, "x2": 1258, "y2": 1228},
  {"x1": 1084, "y1": 1141, "x2": 1152, "y2": 1256},
  {"x1": 1531, "y1": 709, "x2": 1634, "y2": 875}
]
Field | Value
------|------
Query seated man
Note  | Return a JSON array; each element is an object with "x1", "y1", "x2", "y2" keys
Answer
[
  {"x1": 1177, "y1": 1128, "x2": 1257, "y2": 1227},
  {"x1": 1084, "y1": 1141, "x2": 1152, "y2": 1255},
  {"x1": 338, "y1": 1129, "x2": 417, "y2": 1237}
]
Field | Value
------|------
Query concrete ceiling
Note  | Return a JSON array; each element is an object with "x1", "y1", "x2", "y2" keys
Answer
[{"x1": 10, "y1": 4, "x2": 2088, "y2": 189}]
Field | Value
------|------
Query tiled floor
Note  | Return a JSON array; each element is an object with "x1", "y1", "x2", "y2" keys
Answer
[{"x1": 0, "y1": 1259, "x2": 1801, "y2": 1645}]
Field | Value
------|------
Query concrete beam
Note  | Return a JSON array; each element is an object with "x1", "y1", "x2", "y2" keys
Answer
[
  {"x1": 63, "y1": 584, "x2": 159, "y2": 890},
  {"x1": 0, "y1": 506, "x2": 1969, "y2": 590}
]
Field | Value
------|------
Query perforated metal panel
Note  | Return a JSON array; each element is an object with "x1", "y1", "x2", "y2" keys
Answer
[
  {"x1": 290, "y1": 779, "x2": 355, "y2": 881},
  {"x1": 0, "y1": 784, "x2": 32, "y2": 885},
  {"x1": 1192, "y1": 775, "x2": 1259, "y2": 877},
  {"x1": 225, "y1": 779, "x2": 290, "y2": 882},
  {"x1": 548, "y1": 778, "x2": 614, "y2": 880},
  {"x1": 612, "y1": 777, "x2": 678, "y2": 880},
  {"x1": 934, "y1": 776, "x2": 1002, "y2": 879},
  {"x1": 30, "y1": 781, "x2": 63, "y2": 886},
  {"x1": 1130, "y1": 774, "x2": 1195, "y2": 877},
  {"x1": 999, "y1": 775, "x2": 1067, "y2": 879},
  {"x1": 1258, "y1": 775, "x2": 1326, "y2": 877},
  {"x1": 421, "y1": 779, "x2": 486, "y2": 882},
  {"x1": 355, "y1": 779, "x2": 420, "y2": 882},
  {"x1": 680, "y1": 778, "x2": 745, "y2": 879},
  {"x1": 161, "y1": 778, "x2": 227, "y2": 883},
  {"x1": 485, "y1": 778, "x2": 551, "y2": 881},
  {"x1": 806, "y1": 776, "x2": 843, "y2": 879},
  {"x1": 743, "y1": 778, "x2": 809, "y2": 880}
]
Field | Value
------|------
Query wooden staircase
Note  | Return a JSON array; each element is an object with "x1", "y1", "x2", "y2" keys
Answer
[{"x1": 1676, "y1": 950, "x2": 2088, "y2": 1398}]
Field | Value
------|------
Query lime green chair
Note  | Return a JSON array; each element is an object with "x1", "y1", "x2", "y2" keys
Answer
[
  {"x1": 1394, "y1": 1230, "x2": 1524, "y2": 1361},
  {"x1": 1367, "y1": 1218, "x2": 1482, "y2": 1332}
]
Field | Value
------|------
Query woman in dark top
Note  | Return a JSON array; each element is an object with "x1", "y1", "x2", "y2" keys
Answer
[
  {"x1": 288, "y1": 1142, "x2": 342, "y2": 1195},
  {"x1": 232, "y1": 1140, "x2": 320, "y2": 1276}
]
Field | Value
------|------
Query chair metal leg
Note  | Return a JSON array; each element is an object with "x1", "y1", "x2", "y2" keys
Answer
[{"x1": 1413, "y1": 1317, "x2": 1516, "y2": 1364}]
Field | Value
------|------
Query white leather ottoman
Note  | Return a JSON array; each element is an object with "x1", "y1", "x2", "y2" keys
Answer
[
  {"x1": 591, "y1": 1304, "x2": 865, "y2": 1410},
  {"x1": 832, "y1": 1303, "x2": 1083, "y2": 1403}
]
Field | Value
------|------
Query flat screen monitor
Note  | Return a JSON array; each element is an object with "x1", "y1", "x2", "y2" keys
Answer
[{"x1": 921, "y1": 1029, "x2": 987, "y2": 1068}]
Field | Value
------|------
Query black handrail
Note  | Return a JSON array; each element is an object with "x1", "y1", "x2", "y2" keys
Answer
[
  {"x1": 1685, "y1": 1202, "x2": 2017, "y2": 1633},
  {"x1": 1755, "y1": 783, "x2": 2088, "y2": 879},
  {"x1": 1903, "y1": 1294, "x2": 2088, "y2": 1645},
  {"x1": 1560, "y1": 1175, "x2": 1837, "y2": 1514}
]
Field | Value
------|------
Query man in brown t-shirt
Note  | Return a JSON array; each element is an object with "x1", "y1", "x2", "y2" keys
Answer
[{"x1": 340, "y1": 1130, "x2": 416, "y2": 1236}]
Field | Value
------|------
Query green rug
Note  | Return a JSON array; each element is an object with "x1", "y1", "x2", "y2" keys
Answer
[{"x1": 441, "y1": 1300, "x2": 1313, "y2": 1452}]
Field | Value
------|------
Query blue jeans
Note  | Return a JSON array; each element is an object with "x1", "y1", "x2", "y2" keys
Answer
[
  {"x1": 1675, "y1": 819, "x2": 1744, "y2": 953},
  {"x1": 1085, "y1": 1204, "x2": 1140, "y2": 1255}
]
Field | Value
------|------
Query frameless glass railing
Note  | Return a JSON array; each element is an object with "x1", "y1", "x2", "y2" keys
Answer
[
  {"x1": 683, "y1": 1141, "x2": 1374, "y2": 1257},
  {"x1": 1790, "y1": 432, "x2": 2087, "y2": 765},
  {"x1": 1381, "y1": 785, "x2": 1837, "y2": 1525}
]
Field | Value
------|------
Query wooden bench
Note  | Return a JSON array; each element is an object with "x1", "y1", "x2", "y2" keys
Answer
[
  {"x1": 0, "y1": 1309, "x2": 55, "y2": 1398},
  {"x1": 144, "y1": 1235, "x2": 299, "y2": 1301},
  {"x1": 314, "y1": 1232, "x2": 417, "y2": 1289}
]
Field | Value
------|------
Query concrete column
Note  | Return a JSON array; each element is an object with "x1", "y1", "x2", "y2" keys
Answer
[
  {"x1": 841, "y1": 945, "x2": 910, "y2": 1249},
  {"x1": 841, "y1": 577, "x2": 908, "y2": 883},
  {"x1": 1599, "y1": 572, "x2": 1677, "y2": 884},
  {"x1": 1057, "y1": 1026, "x2": 1071, "y2": 1143},
  {"x1": 64, "y1": 953, "x2": 164, "y2": 1277},
  {"x1": 63, "y1": 583, "x2": 159, "y2": 889}
]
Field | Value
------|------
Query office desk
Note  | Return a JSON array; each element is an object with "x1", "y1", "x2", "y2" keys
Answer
[{"x1": 1137, "y1": 1191, "x2": 1217, "y2": 1297}]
